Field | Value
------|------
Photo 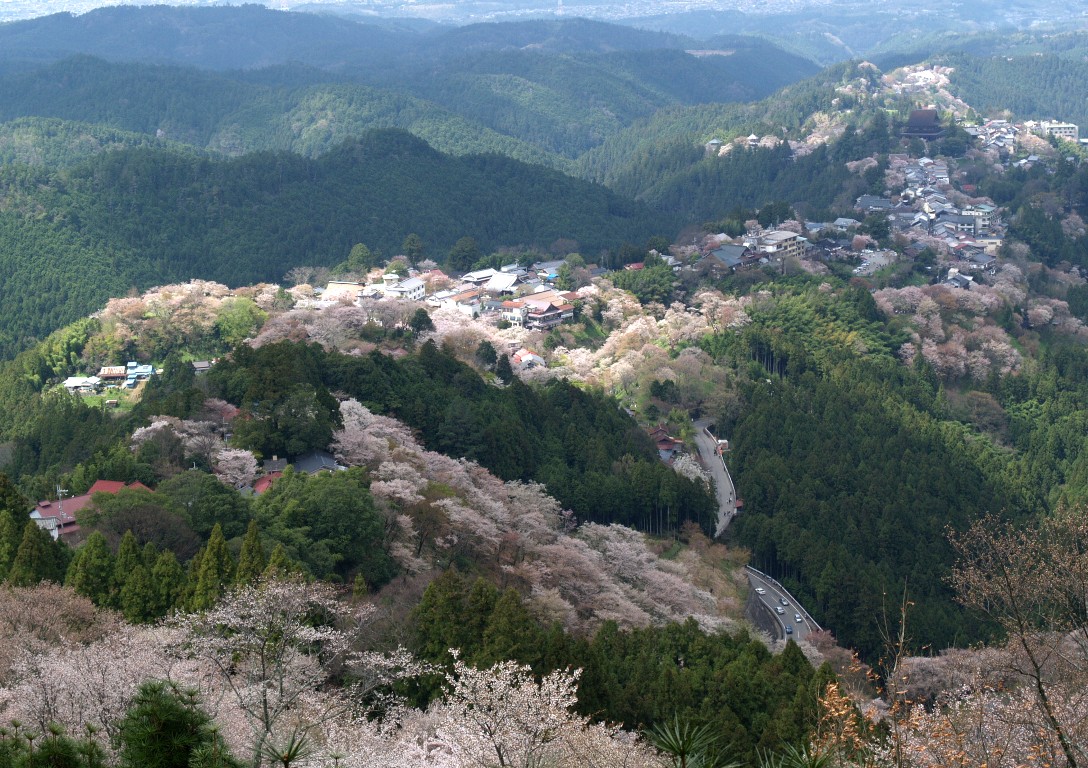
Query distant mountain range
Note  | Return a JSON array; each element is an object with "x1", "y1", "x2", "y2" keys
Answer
[{"x1": 3, "y1": 0, "x2": 1087, "y2": 56}]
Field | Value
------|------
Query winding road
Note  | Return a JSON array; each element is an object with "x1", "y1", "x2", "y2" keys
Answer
[
  {"x1": 692, "y1": 418, "x2": 737, "y2": 537},
  {"x1": 689, "y1": 420, "x2": 822, "y2": 643}
]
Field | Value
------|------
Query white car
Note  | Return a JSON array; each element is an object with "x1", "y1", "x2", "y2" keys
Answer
[
  {"x1": 775, "y1": 606, "x2": 785, "y2": 615},
  {"x1": 795, "y1": 613, "x2": 803, "y2": 623},
  {"x1": 755, "y1": 587, "x2": 766, "y2": 594}
]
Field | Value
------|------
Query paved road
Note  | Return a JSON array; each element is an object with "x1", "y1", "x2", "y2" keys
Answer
[
  {"x1": 692, "y1": 419, "x2": 737, "y2": 537},
  {"x1": 745, "y1": 566, "x2": 820, "y2": 643}
]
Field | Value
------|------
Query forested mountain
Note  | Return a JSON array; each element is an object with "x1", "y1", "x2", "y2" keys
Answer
[
  {"x1": 0, "y1": 5, "x2": 409, "y2": 70},
  {"x1": 944, "y1": 53, "x2": 1088, "y2": 133},
  {"x1": 627, "y1": 281, "x2": 1014, "y2": 661},
  {"x1": 0, "y1": 129, "x2": 672, "y2": 357},
  {"x1": 0, "y1": 6, "x2": 818, "y2": 167},
  {"x1": 0, "y1": 57, "x2": 565, "y2": 166},
  {"x1": 0, "y1": 116, "x2": 197, "y2": 167}
]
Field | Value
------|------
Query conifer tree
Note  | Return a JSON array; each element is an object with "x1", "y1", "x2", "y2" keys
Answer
[
  {"x1": 480, "y1": 588, "x2": 542, "y2": 667},
  {"x1": 142, "y1": 541, "x2": 159, "y2": 569},
  {"x1": 65, "y1": 530, "x2": 115, "y2": 605},
  {"x1": 235, "y1": 520, "x2": 266, "y2": 586},
  {"x1": 262, "y1": 542, "x2": 293, "y2": 579},
  {"x1": 352, "y1": 572, "x2": 368, "y2": 600},
  {"x1": 189, "y1": 523, "x2": 234, "y2": 611},
  {"x1": 151, "y1": 549, "x2": 187, "y2": 617},
  {"x1": 0, "y1": 506, "x2": 21, "y2": 582},
  {"x1": 117, "y1": 681, "x2": 242, "y2": 768},
  {"x1": 121, "y1": 564, "x2": 157, "y2": 623},
  {"x1": 0, "y1": 473, "x2": 29, "y2": 581},
  {"x1": 495, "y1": 353, "x2": 514, "y2": 384},
  {"x1": 8, "y1": 521, "x2": 67, "y2": 586},
  {"x1": 112, "y1": 530, "x2": 141, "y2": 607}
]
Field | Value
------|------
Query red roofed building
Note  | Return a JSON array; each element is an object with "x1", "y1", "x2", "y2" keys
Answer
[
  {"x1": 30, "y1": 480, "x2": 151, "y2": 542},
  {"x1": 252, "y1": 471, "x2": 284, "y2": 496}
]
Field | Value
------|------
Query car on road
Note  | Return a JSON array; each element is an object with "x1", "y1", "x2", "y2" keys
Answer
[
  {"x1": 795, "y1": 613, "x2": 803, "y2": 623},
  {"x1": 755, "y1": 587, "x2": 766, "y2": 594},
  {"x1": 775, "y1": 606, "x2": 785, "y2": 615},
  {"x1": 779, "y1": 598, "x2": 789, "y2": 606},
  {"x1": 785, "y1": 626, "x2": 793, "y2": 635}
]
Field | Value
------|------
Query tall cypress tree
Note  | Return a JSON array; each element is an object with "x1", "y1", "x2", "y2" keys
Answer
[
  {"x1": 262, "y1": 542, "x2": 293, "y2": 579},
  {"x1": 0, "y1": 506, "x2": 20, "y2": 582},
  {"x1": 0, "y1": 473, "x2": 29, "y2": 581},
  {"x1": 142, "y1": 541, "x2": 160, "y2": 569},
  {"x1": 151, "y1": 549, "x2": 187, "y2": 617},
  {"x1": 234, "y1": 520, "x2": 266, "y2": 586},
  {"x1": 189, "y1": 524, "x2": 234, "y2": 611},
  {"x1": 121, "y1": 564, "x2": 156, "y2": 623},
  {"x1": 112, "y1": 530, "x2": 142, "y2": 607},
  {"x1": 66, "y1": 530, "x2": 115, "y2": 605}
]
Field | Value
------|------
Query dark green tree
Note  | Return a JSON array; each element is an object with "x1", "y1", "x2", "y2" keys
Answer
[
  {"x1": 447, "y1": 236, "x2": 481, "y2": 273},
  {"x1": 475, "y1": 340, "x2": 497, "y2": 370},
  {"x1": 65, "y1": 530, "x2": 115, "y2": 605},
  {"x1": 262, "y1": 543, "x2": 293, "y2": 578},
  {"x1": 157, "y1": 472, "x2": 250, "y2": 540},
  {"x1": 495, "y1": 353, "x2": 513, "y2": 384},
  {"x1": 401, "y1": 233, "x2": 425, "y2": 264},
  {"x1": 235, "y1": 520, "x2": 266, "y2": 586},
  {"x1": 7, "y1": 521, "x2": 67, "y2": 586},
  {"x1": 151, "y1": 549, "x2": 187, "y2": 617},
  {"x1": 117, "y1": 681, "x2": 242, "y2": 768},
  {"x1": 0, "y1": 473, "x2": 30, "y2": 581},
  {"x1": 335, "y1": 243, "x2": 379, "y2": 275},
  {"x1": 409, "y1": 307, "x2": 435, "y2": 334},
  {"x1": 189, "y1": 523, "x2": 234, "y2": 611},
  {"x1": 120, "y1": 564, "x2": 157, "y2": 623},
  {"x1": 112, "y1": 529, "x2": 142, "y2": 604}
]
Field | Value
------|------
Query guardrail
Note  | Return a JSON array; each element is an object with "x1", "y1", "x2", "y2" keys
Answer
[{"x1": 744, "y1": 565, "x2": 822, "y2": 632}]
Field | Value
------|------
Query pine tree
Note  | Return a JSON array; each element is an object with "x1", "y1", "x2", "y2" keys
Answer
[
  {"x1": 117, "y1": 681, "x2": 242, "y2": 768},
  {"x1": 7, "y1": 521, "x2": 64, "y2": 586},
  {"x1": 65, "y1": 530, "x2": 115, "y2": 605},
  {"x1": 235, "y1": 520, "x2": 266, "y2": 586},
  {"x1": 151, "y1": 550, "x2": 187, "y2": 617},
  {"x1": 121, "y1": 564, "x2": 156, "y2": 623},
  {"x1": 189, "y1": 524, "x2": 234, "y2": 611}
]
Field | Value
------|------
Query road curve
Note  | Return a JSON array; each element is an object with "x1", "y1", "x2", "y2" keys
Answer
[
  {"x1": 692, "y1": 418, "x2": 737, "y2": 537},
  {"x1": 745, "y1": 566, "x2": 821, "y2": 643}
]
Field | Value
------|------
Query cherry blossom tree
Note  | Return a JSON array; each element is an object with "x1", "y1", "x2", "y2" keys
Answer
[{"x1": 214, "y1": 448, "x2": 259, "y2": 488}]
